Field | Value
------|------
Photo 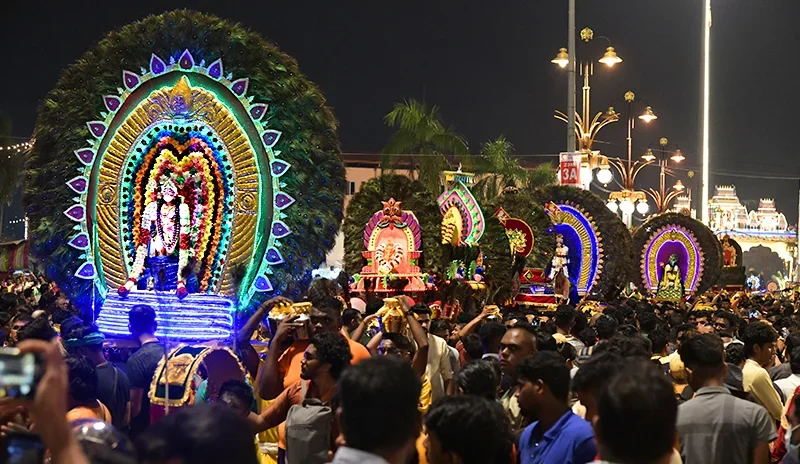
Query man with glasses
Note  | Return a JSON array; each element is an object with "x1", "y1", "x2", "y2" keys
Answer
[{"x1": 713, "y1": 311, "x2": 742, "y2": 347}]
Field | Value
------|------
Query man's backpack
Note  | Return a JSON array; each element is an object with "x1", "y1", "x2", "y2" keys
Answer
[{"x1": 285, "y1": 381, "x2": 333, "y2": 464}]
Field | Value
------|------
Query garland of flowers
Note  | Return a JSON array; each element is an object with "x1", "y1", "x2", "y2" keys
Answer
[{"x1": 202, "y1": 149, "x2": 227, "y2": 292}]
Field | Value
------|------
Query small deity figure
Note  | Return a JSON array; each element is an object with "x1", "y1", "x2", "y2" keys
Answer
[
  {"x1": 472, "y1": 253, "x2": 485, "y2": 283},
  {"x1": 656, "y1": 254, "x2": 685, "y2": 300},
  {"x1": 375, "y1": 242, "x2": 404, "y2": 276},
  {"x1": 549, "y1": 234, "x2": 570, "y2": 303},
  {"x1": 722, "y1": 235, "x2": 737, "y2": 267},
  {"x1": 119, "y1": 175, "x2": 191, "y2": 299}
]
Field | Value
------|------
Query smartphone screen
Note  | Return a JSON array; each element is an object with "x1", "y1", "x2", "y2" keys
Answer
[
  {"x1": 6, "y1": 432, "x2": 44, "y2": 464},
  {"x1": 0, "y1": 349, "x2": 41, "y2": 399}
]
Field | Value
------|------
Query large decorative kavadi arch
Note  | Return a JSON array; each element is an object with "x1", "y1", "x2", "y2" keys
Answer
[
  {"x1": 633, "y1": 213, "x2": 722, "y2": 298},
  {"x1": 26, "y1": 11, "x2": 345, "y2": 341},
  {"x1": 530, "y1": 186, "x2": 634, "y2": 300}
]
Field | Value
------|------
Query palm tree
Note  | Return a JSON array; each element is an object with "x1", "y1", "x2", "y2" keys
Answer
[
  {"x1": 382, "y1": 99, "x2": 469, "y2": 194},
  {"x1": 470, "y1": 136, "x2": 556, "y2": 203}
]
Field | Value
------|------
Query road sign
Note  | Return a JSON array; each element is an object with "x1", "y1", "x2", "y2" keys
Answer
[{"x1": 559, "y1": 152, "x2": 582, "y2": 187}]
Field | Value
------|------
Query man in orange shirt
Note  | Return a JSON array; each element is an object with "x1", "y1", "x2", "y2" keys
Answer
[
  {"x1": 248, "y1": 332, "x2": 352, "y2": 463},
  {"x1": 258, "y1": 296, "x2": 370, "y2": 400},
  {"x1": 256, "y1": 296, "x2": 369, "y2": 464}
]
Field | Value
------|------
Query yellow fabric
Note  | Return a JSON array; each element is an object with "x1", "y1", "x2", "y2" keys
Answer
[
  {"x1": 418, "y1": 375, "x2": 432, "y2": 416},
  {"x1": 249, "y1": 372, "x2": 279, "y2": 464},
  {"x1": 416, "y1": 433, "x2": 429, "y2": 464},
  {"x1": 742, "y1": 358, "x2": 784, "y2": 421}
]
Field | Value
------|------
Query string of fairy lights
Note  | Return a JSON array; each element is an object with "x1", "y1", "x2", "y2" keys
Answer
[{"x1": 0, "y1": 140, "x2": 34, "y2": 152}]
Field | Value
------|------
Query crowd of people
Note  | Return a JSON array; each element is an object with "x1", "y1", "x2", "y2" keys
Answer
[{"x1": 5, "y1": 270, "x2": 800, "y2": 463}]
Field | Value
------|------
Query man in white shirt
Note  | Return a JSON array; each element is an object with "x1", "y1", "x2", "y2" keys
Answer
[
  {"x1": 412, "y1": 305, "x2": 453, "y2": 401},
  {"x1": 776, "y1": 348, "x2": 800, "y2": 403}
]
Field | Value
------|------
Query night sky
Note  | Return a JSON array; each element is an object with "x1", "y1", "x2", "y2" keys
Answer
[{"x1": 3, "y1": 1, "x2": 799, "y2": 222}]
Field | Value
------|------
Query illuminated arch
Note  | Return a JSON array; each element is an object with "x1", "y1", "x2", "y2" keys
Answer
[
  {"x1": 547, "y1": 203, "x2": 603, "y2": 294},
  {"x1": 642, "y1": 225, "x2": 703, "y2": 292}
]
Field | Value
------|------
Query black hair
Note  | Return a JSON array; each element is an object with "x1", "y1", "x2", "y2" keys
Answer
[
  {"x1": 455, "y1": 311, "x2": 474, "y2": 325},
  {"x1": 341, "y1": 308, "x2": 361, "y2": 327},
  {"x1": 534, "y1": 329, "x2": 557, "y2": 352},
  {"x1": 572, "y1": 352, "x2": 624, "y2": 394},
  {"x1": 593, "y1": 336, "x2": 651, "y2": 360},
  {"x1": 218, "y1": 380, "x2": 255, "y2": 412},
  {"x1": 637, "y1": 312, "x2": 660, "y2": 333},
  {"x1": 479, "y1": 321, "x2": 506, "y2": 351},
  {"x1": 311, "y1": 296, "x2": 344, "y2": 322},
  {"x1": 411, "y1": 304, "x2": 431, "y2": 316},
  {"x1": 517, "y1": 351, "x2": 571, "y2": 402},
  {"x1": 456, "y1": 359, "x2": 500, "y2": 401},
  {"x1": 128, "y1": 304, "x2": 156, "y2": 335},
  {"x1": 791, "y1": 347, "x2": 800, "y2": 375},
  {"x1": 670, "y1": 323, "x2": 697, "y2": 344},
  {"x1": 504, "y1": 312, "x2": 525, "y2": 323},
  {"x1": 462, "y1": 333, "x2": 484, "y2": 360},
  {"x1": 603, "y1": 307, "x2": 623, "y2": 325},
  {"x1": 365, "y1": 296, "x2": 383, "y2": 316},
  {"x1": 742, "y1": 321, "x2": 778, "y2": 358},
  {"x1": 787, "y1": 332, "x2": 800, "y2": 357},
  {"x1": 713, "y1": 311, "x2": 739, "y2": 332},
  {"x1": 424, "y1": 396, "x2": 513, "y2": 464},
  {"x1": 429, "y1": 319, "x2": 451, "y2": 337},
  {"x1": 310, "y1": 332, "x2": 353, "y2": 379},
  {"x1": 17, "y1": 316, "x2": 56, "y2": 342},
  {"x1": 617, "y1": 324, "x2": 640, "y2": 338},
  {"x1": 573, "y1": 310, "x2": 588, "y2": 334},
  {"x1": 337, "y1": 356, "x2": 422, "y2": 453},
  {"x1": 679, "y1": 334, "x2": 725, "y2": 376},
  {"x1": 382, "y1": 332, "x2": 416, "y2": 357},
  {"x1": 66, "y1": 355, "x2": 99, "y2": 403},
  {"x1": 648, "y1": 328, "x2": 669, "y2": 354},
  {"x1": 578, "y1": 327, "x2": 597, "y2": 348},
  {"x1": 554, "y1": 305, "x2": 576, "y2": 329},
  {"x1": 596, "y1": 362, "x2": 677, "y2": 463},
  {"x1": 63, "y1": 322, "x2": 103, "y2": 353},
  {"x1": 306, "y1": 278, "x2": 344, "y2": 301},
  {"x1": 136, "y1": 404, "x2": 258, "y2": 464},
  {"x1": 595, "y1": 314, "x2": 619, "y2": 340},
  {"x1": 725, "y1": 342, "x2": 745, "y2": 365},
  {"x1": 556, "y1": 341, "x2": 577, "y2": 362}
]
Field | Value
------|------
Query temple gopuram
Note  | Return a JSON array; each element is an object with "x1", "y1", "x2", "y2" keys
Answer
[{"x1": 708, "y1": 185, "x2": 797, "y2": 285}]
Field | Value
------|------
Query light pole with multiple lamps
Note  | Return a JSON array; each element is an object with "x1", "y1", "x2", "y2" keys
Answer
[
  {"x1": 552, "y1": 27, "x2": 622, "y2": 190},
  {"x1": 642, "y1": 137, "x2": 685, "y2": 213},
  {"x1": 604, "y1": 91, "x2": 658, "y2": 227}
]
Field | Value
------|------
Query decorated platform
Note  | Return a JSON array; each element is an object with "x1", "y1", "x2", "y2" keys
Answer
[{"x1": 96, "y1": 291, "x2": 234, "y2": 341}]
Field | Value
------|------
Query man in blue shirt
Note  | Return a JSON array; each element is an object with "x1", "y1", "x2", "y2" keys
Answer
[{"x1": 516, "y1": 351, "x2": 596, "y2": 464}]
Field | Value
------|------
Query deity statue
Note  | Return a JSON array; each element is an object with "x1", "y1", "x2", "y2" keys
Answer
[
  {"x1": 656, "y1": 254, "x2": 685, "y2": 300},
  {"x1": 549, "y1": 234, "x2": 570, "y2": 303},
  {"x1": 119, "y1": 175, "x2": 192, "y2": 299},
  {"x1": 722, "y1": 235, "x2": 737, "y2": 267}
]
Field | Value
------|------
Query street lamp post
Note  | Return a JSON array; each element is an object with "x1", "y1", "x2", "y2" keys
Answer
[
  {"x1": 643, "y1": 138, "x2": 685, "y2": 213},
  {"x1": 553, "y1": 27, "x2": 621, "y2": 190},
  {"x1": 604, "y1": 91, "x2": 657, "y2": 227}
]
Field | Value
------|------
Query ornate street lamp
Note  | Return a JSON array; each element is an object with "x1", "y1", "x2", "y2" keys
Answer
[
  {"x1": 552, "y1": 27, "x2": 622, "y2": 189},
  {"x1": 643, "y1": 137, "x2": 686, "y2": 213}
]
